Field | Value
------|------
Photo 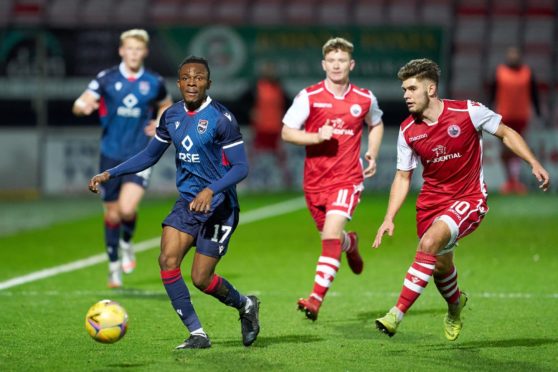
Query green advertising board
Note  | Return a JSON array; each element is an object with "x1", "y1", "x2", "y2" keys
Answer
[{"x1": 158, "y1": 25, "x2": 448, "y2": 99}]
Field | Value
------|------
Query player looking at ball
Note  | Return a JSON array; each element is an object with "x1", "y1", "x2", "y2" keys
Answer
[{"x1": 89, "y1": 56, "x2": 260, "y2": 349}]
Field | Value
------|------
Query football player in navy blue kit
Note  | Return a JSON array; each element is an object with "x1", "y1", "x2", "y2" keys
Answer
[
  {"x1": 73, "y1": 29, "x2": 172, "y2": 288},
  {"x1": 89, "y1": 56, "x2": 260, "y2": 349}
]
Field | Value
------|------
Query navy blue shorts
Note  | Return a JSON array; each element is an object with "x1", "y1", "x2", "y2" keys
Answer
[
  {"x1": 162, "y1": 198, "x2": 239, "y2": 258},
  {"x1": 99, "y1": 154, "x2": 151, "y2": 202}
]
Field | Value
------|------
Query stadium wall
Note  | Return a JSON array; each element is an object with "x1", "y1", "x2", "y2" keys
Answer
[{"x1": 1, "y1": 127, "x2": 556, "y2": 197}]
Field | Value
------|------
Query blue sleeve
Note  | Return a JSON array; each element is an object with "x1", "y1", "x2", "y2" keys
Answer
[
  {"x1": 215, "y1": 112, "x2": 242, "y2": 146},
  {"x1": 155, "y1": 110, "x2": 172, "y2": 142},
  {"x1": 87, "y1": 70, "x2": 107, "y2": 96},
  {"x1": 207, "y1": 142, "x2": 249, "y2": 194},
  {"x1": 108, "y1": 139, "x2": 169, "y2": 178},
  {"x1": 155, "y1": 75, "x2": 169, "y2": 102}
]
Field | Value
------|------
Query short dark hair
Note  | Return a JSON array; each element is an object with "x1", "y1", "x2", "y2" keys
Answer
[
  {"x1": 177, "y1": 56, "x2": 210, "y2": 79},
  {"x1": 397, "y1": 58, "x2": 440, "y2": 85}
]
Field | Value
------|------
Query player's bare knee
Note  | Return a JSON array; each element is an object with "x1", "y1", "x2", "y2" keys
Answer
[
  {"x1": 119, "y1": 209, "x2": 136, "y2": 221},
  {"x1": 104, "y1": 211, "x2": 120, "y2": 225},
  {"x1": 158, "y1": 253, "x2": 180, "y2": 271},
  {"x1": 191, "y1": 272, "x2": 211, "y2": 291},
  {"x1": 418, "y1": 235, "x2": 440, "y2": 254}
]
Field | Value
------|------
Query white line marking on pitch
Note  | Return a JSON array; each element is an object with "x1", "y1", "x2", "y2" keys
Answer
[
  {"x1": 0, "y1": 197, "x2": 306, "y2": 291},
  {"x1": 1, "y1": 289, "x2": 556, "y2": 300}
]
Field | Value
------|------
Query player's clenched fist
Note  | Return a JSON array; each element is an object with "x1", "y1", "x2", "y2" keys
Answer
[
  {"x1": 318, "y1": 120, "x2": 334, "y2": 142},
  {"x1": 89, "y1": 171, "x2": 110, "y2": 193}
]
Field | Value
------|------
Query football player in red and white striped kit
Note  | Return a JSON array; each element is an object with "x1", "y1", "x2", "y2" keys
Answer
[
  {"x1": 373, "y1": 58, "x2": 550, "y2": 340},
  {"x1": 282, "y1": 37, "x2": 384, "y2": 320}
]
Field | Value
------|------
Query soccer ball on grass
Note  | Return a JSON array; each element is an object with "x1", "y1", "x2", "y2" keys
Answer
[{"x1": 85, "y1": 299, "x2": 128, "y2": 343}]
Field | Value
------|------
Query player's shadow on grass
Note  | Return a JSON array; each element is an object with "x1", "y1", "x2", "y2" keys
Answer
[
  {"x1": 105, "y1": 362, "x2": 149, "y2": 369},
  {"x1": 420, "y1": 338, "x2": 558, "y2": 351},
  {"x1": 215, "y1": 334, "x2": 324, "y2": 348},
  {"x1": 356, "y1": 308, "x2": 442, "y2": 321}
]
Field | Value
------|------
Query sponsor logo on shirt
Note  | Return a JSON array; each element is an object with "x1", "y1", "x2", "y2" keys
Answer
[
  {"x1": 427, "y1": 144, "x2": 462, "y2": 164},
  {"x1": 115, "y1": 82, "x2": 122, "y2": 91},
  {"x1": 313, "y1": 102, "x2": 333, "y2": 108},
  {"x1": 330, "y1": 118, "x2": 354, "y2": 136},
  {"x1": 409, "y1": 133, "x2": 428, "y2": 142},
  {"x1": 179, "y1": 135, "x2": 200, "y2": 163},
  {"x1": 175, "y1": 121, "x2": 180, "y2": 129},
  {"x1": 197, "y1": 119, "x2": 208, "y2": 134},
  {"x1": 117, "y1": 93, "x2": 141, "y2": 118},
  {"x1": 448, "y1": 124, "x2": 461, "y2": 138}
]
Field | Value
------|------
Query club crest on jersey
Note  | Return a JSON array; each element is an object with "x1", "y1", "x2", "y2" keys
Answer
[
  {"x1": 115, "y1": 82, "x2": 122, "y2": 91},
  {"x1": 139, "y1": 81, "x2": 150, "y2": 95},
  {"x1": 448, "y1": 124, "x2": 461, "y2": 138},
  {"x1": 197, "y1": 119, "x2": 208, "y2": 134},
  {"x1": 350, "y1": 104, "x2": 362, "y2": 117}
]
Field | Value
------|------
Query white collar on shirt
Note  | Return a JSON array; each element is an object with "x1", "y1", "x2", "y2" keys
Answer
[
  {"x1": 119, "y1": 62, "x2": 144, "y2": 80},
  {"x1": 183, "y1": 96, "x2": 212, "y2": 113}
]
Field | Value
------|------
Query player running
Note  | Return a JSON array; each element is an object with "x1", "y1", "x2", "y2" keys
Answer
[
  {"x1": 73, "y1": 29, "x2": 172, "y2": 288},
  {"x1": 282, "y1": 37, "x2": 384, "y2": 320},
  {"x1": 373, "y1": 58, "x2": 550, "y2": 340},
  {"x1": 89, "y1": 56, "x2": 260, "y2": 349}
]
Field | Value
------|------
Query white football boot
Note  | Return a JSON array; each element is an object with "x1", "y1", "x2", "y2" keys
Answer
[
  {"x1": 108, "y1": 261, "x2": 123, "y2": 288},
  {"x1": 120, "y1": 239, "x2": 136, "y2": 274}
]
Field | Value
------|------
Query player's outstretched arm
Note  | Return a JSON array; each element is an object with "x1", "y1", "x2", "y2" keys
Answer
[
  {"x1": 372, "y1": 170, "x2": 412, "y2": 248},
  {"x1": 364, "y1": 120, "x2": 384, "y2": 178},
  {"x1": 73, "y1": 91, "x2": 99, "y2": 116},
  {"x1": 89, "y1": 171, "x2": 110, "y2": 193},
  {"x1": 88, "y1": 139, "x2": 169, "y2": 194},
  {"x1": 494, "y1": 123, "x2": 551, "y2": 191},
  {"x1": 281, "y1": 120, "x2": 333, "y2": 146}
]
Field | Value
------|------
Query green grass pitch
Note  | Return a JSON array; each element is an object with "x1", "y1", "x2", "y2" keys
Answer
[{"x1": 0, "y1": 193, "x2": 557, "y2": 371}]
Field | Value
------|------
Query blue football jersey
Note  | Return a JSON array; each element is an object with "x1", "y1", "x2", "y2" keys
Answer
[
  {"x1": 155, "y1": 97, "x2": 243, "y2": 208},
  {"x1": 88, "y1": 62, "x2": 168, "y2": 161}
]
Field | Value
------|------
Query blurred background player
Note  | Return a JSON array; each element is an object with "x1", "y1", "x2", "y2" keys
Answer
[
  {"x1": 282, "y1": 37, "x2": 384, "y2": 320},
  {"x1": 72, "y1": 29, "x2": 172, "y2": 288},
  {"x1": 373, "y1": 59, "x2": 550, "y2": 340},
  {"x1": 242, "y1": 62, "x2": 291, "y2": 189},
  {"x1": 88, "y1": 56, "x2": 260, "y2": 349},
  {"x1": 489, "y1": 46, "x2": 541, "y2": 195}
]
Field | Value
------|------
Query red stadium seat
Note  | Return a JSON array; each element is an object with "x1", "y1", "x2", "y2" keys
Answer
[
  {"x1": 387, "y1": 0, "x2": 418, "y2": 24},
  {"x1": 11, "y1": 0, "x2": 46, "y2": 24},
  {"x1": 285, "y1": 0, "x2": 318, "y2": 25},
  {"x1": 421, "y1": 0, "x2": 454, "y2": 27},
  {"x1": 251, "y1": 0, "x2": 284, "y2": 25},
  {"x1": 318, "y1": 1, "x2": 350, "y2": 25},
  {"x1": 353, "y1": 0, "x2": 385, "y2": 26}
]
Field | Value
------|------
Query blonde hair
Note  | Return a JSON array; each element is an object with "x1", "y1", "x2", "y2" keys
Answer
[
  {"x1": 322, "y1": 37, "x2": 354, "y2": 58},
  {"x1": 120, "y1": 29, "x2": 149, "y2": 46}
]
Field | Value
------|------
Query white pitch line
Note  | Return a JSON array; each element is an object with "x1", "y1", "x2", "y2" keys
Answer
[
  {"x1": 1, "y1": 289, "x2": 557, "y2": 299},
  {"x1": 0, "y1": 196, "x2": 306, "y2": 291}
]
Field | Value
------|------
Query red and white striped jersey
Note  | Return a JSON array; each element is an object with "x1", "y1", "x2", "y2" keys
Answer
[
  {"x1": 397, "y1": 99, "x2": 501, "y2": 210},
  {"x1": 283, "y1": 81, "x2": 383, "y2": 192}
]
